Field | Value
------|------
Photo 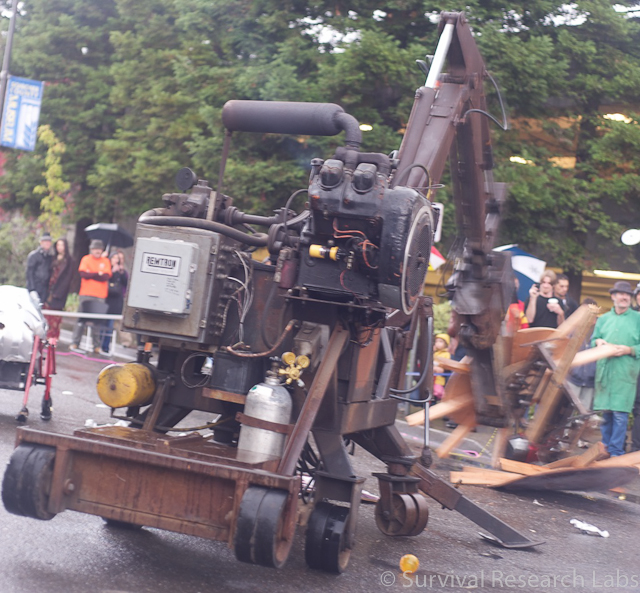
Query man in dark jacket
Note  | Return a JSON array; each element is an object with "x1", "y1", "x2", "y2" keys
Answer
[{"x1": 26, "y1": 232, "x2": 53, "y2": 304}]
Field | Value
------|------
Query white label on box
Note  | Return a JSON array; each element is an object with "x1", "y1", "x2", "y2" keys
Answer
[{"x1": 141, "y1": 252, "x2": 181, "y2": 277}]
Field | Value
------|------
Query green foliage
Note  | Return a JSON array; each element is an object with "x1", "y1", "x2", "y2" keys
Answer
[
  {"x1": 34, "y1": 125, "x2": 70, "y2": 238},
  {"x1": 0, "y1": 0, "x2": 640, "y2": 274},
  {"x1": 0, "y1": 214, "x2": 39, "y2": 286},
  {"x1": 432, "y1": 301, "x2": 452, "y2": 335}
]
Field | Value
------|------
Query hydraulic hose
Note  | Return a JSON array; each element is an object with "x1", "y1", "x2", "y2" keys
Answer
[{"x1": 138, "y1": 212, "x2": 269, "y2": 247}]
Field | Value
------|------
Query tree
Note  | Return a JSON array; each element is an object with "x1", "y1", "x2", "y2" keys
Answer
[
  {"x1": 34, "y1": 125, "x2": 70, "y2": 238},
  {"x1": 1, "y1": 0, "x2": 640, "y2": 279},
  {"x1": 0, "y1": 214, "x2": 39, "y2": 286},
  {"x1": 0, "y1": 0, "x2": 120, "y2": 219}
]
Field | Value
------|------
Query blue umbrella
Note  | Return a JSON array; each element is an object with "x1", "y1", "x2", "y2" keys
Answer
[{"x1": 493, "y1": 244, "x2": 546, "y2": 302}]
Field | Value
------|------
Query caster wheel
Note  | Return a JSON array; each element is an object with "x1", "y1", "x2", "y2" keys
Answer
[
  {"x1": 305, "y1": 502, "x2": 351, "y2": 574},
  {"x1": 234, "y1": 486, "x2": 294, "y2": 568},
  {"x1": 374, "y1": 492, "x2": 429, "y2": 536},
  {"x1": 2, "y1": 444, "x2": 56, "y2": 520}
]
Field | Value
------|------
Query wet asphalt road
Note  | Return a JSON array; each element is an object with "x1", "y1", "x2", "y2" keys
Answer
[{"x1": 1, "y1": 350, "x2": 640, "y2": 593}]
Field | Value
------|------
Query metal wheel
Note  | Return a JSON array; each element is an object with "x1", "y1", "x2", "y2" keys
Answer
[
  {"x1": 2, "y1": 444, "x2": 56, "y2": 520},
  {"x1": 305, "y1": 502, "x2": 351, "y2": 574},
  {"x1": 234, "y1": 486, "x2": 294, "y2": 568},
  {"x1": 374, "y1": 492, "x2": 428, "y2": 536},
  {"x1": 404, "y1": 493, "x2": 429, "y2": 536}
]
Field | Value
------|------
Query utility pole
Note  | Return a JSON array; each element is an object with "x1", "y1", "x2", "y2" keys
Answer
[{"x1": 0, "y1": 0, "x2": 19, "y2": 122}]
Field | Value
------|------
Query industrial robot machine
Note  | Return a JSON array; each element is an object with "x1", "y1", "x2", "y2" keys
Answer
[{"x1": 3, "y1": 12, "x2": 549, "y2": 572}]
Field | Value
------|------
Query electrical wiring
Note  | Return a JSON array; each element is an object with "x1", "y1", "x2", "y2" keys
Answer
[
  {"x1": 226, "y1": 319, "x2": 296, "y2": 358},
  {"x1": 180, "y1": 352, "x2": 213, "y2": 389}
]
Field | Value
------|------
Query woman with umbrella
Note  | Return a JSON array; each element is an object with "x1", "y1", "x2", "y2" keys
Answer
[{"x1": 43, "y1": 238, "x2": 75, "y2": 341}]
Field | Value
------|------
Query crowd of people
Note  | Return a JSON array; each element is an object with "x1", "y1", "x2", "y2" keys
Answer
[
  {"x1": 432, "y1": 270, "x2": 640, "y2": 457},
  {"x1": 25, "y1": 232, "x2": 128, "y2": 355},
  {"x1": 524, "y1": 271, "x2": 640, "y2": 457},
  {"x1": 24, "y1": 229, "x2": 640, "y2": 456}
]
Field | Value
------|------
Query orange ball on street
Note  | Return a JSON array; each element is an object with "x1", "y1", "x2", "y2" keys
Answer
[{"x1": 399, "y1": 554, "x2": 419, "y2": 574}]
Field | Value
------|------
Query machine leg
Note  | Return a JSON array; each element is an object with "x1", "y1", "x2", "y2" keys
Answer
[{"x1": 2, "y1": 443, "x2": 56, "y2": 520}]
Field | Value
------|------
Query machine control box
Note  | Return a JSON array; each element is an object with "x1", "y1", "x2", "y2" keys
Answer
[
  {"x1": 128, "y1": 237, "x2": 198, "y2": 315},
  {"x1": 122, "y1": 223, "x2": 237, "y2": 344}
]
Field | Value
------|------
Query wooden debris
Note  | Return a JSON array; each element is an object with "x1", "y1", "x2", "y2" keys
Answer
[
  {"x1": 435, "y1": 414, "x2": 475, "y2": 459},
  {"x1": 572, "y1": 442, "x2": 610, "y2": 468},
  {"x1": 405, "y1": 393, "x2": 473, "y2": 426},
  {"x1": 450, "y1": 469, "x2": 521, "y2": 487},
  {"x1": 499, "y1": 458, "x2": 548, "y2": 475},
  {"x1": 594, "y1": 450, "x2": 640, "y2": 468},
  {"x1": 491, "y1": 428, "x2": 510, "y2": 469},
  {"x1": 449, "y1": 441, "x2": 640, "y2": 492},
  {"x1": 543, "y1": 441, "x2": 609, "y2": 469},
  {"x1": 571, "y1": 344, "x2": 621, "y2": 367},
  {"x1": 433, "y1": 357, "x2": 470, "y2": 374}
]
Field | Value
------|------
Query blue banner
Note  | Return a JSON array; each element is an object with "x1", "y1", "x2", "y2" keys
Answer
[{"x1": 0, "y1": 76, "x2": 44, "y2": 151}]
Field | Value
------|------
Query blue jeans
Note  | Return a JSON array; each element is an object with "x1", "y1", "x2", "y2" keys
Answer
[
  {"x1": 600, "y1": 411, "x2": 629, "y2": 457},
  {"x1": 101, "y1": 319, "x2": 115, "y2": 352}
]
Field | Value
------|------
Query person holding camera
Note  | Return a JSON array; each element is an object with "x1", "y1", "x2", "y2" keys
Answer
[{"x1": 525, "y1": 269, "x2": 565, "y2": 328}]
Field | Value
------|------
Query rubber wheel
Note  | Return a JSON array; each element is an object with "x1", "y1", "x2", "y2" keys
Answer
[
  {"x1": 234, "y1": 486, "x2": 294, "y2": 568},
  {"x1": 2, "y1": 444, "x2": 56, "y2": 520},
  {"x1": 305, "y1": 502, "x2": 351, "y2": 574}
]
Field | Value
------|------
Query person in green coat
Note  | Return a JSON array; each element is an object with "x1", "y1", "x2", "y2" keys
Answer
[{"x1": 592, "y1": 281, "x2": 640, "y2": 456}]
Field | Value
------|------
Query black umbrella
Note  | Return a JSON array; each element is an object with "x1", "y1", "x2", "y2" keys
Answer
[{"x1": 84, "y1": 223, "x2": 134, "y2": 251}]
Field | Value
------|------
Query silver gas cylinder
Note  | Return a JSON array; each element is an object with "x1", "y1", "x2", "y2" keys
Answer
[{"x1": 237, "y1": 375, "x2": 292, "y2": 457}]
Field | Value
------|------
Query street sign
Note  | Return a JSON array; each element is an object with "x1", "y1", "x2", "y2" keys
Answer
[{"x1": 0, "y1": 76, "x2": 44, "y2": 151}]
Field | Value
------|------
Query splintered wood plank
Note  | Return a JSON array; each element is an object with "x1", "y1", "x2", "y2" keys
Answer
[
  {"x1": 553, "y1": 304, "x2": 594, "y2": 340},
  {"x1": 433, "y1": 357, "x2": 470, "y2": 374},
  {"x1": 499, "y1": 458, "x2": 549, "y2": 475},
  {"x1": 510, "y1": 327, "x2": 556, "y2": 364},
  {"x1": 435, "y1": 415, "x2": 475, "y2": 459},
  {"x1": 526, "y1": 314, "x2": 593, "y2": 443},
  {"x1": 405, "y1": 395, "x2": 473, "y2": 426},
  {"x1": 491, "y1": 428, "x2": 510, "y2": 469},
  {"x1": 544, "y1": 456, "x2": 580, "y2": 469},
  {"x1": 449, "y1": 469, "x2": 521, "y2": 486},
  {"x1": 572, "y1": 442, "x2": 609, "y2": 467},
  {"x1": 571, "y1": 344, "x2": 619, "y2": 367},
  {"x1": 543, "y1": 442, "x2": 609, "y2": 469},
  {"x1": 593, "y1": 450, "x2": 640, "y2": 468}
]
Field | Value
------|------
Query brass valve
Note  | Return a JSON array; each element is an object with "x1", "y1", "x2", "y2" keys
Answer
[{"x1": 278, "y1": 351, "x2": 310, "y2": 384}]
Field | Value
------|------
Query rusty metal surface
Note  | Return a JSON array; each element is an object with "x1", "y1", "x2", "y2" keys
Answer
[
  {"x1": 235, "y1": 411, "x2": 293, "y2": 435},
  {"x1": 411, "y1": 462, "x2": 543, "y2": 549},
  {"x1": 16, "y1": 427, "x2": 293, "y2": 486},
  {"x1": 13, "y1": 425, "x2": 300, "y2": 546},
  {"x1": 277, "y1": 323, "x2": 349, "y2": 476}
]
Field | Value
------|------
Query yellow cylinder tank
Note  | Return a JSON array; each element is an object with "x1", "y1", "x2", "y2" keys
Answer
[{"x1": 96, "y1": 363, "x2": 156, "y2": 408}]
